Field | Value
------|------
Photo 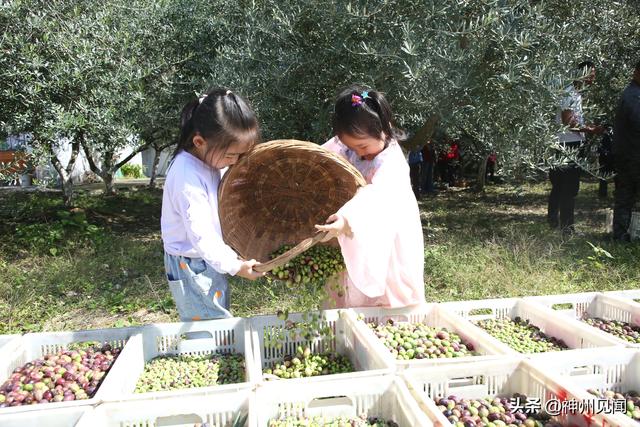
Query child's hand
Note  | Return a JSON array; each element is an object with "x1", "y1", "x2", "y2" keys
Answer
[
  {"x1": 236, "y1": 259, "x2": 265, "y2": 280},
  {"x1": 314, "y1": 213, "x2": 352, "y2": 242}
]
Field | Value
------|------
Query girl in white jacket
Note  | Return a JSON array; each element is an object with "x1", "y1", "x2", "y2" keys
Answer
[{"x1": 161, "y1": 88, "x2": 264, "y2": 321}]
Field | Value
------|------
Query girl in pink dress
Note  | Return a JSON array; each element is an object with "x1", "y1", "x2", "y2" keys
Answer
[{"x1": 315, "y1": 85, "x2": 425, "y2": 308}]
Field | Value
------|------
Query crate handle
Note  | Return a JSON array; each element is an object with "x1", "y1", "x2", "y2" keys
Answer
[
  {"x1": 448, "y1": 375, "x2": 483, "y2": 388},
  {"x1": 381, "y1": 314, "x2": 410, "y2": 323},
  {"x1": 155, "y1": 413, "x2": 203, "y2": 425},
  {"x1": 308, "y1": 395, "x2": 354, "y2": 410},
  {"x1": 551, "y1": 303, "x2": 575, "y2": 311},
  {"x1": 180, "y1": 331, "x2": 215, "y2": 340},
  {"x1": 467, "y1": 308, "x2": 493, "y2": 316},
  {"x1": 569, "y1": 365, "x2": 594, "y2": 376}
]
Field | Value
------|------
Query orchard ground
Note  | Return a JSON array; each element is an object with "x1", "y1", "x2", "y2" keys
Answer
[{"x1": 1, "y1": 179, "x2": 638, "y2": 334}]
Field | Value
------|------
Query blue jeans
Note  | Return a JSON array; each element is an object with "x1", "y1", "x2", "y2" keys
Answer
[{"x1": 164, "y1": 252, "x2": 232, "y2": 321}]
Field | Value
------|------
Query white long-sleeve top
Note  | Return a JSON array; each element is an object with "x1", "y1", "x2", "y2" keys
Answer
[{"x1": 161, "y1": 150, "x2": 242, "y2": 276}]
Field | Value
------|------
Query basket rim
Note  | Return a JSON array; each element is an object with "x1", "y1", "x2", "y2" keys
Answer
[{"x1": 218, "y1": 139, "x2": 366, "y2": 262}]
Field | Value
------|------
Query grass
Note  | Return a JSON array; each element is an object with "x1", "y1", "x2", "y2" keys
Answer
[{"x1": 0, "y1": 180, "x2": 638, "y2": 334}]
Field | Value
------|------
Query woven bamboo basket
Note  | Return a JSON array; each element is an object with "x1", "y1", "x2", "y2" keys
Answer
[{"x1": 218, "y1": 140, "x2": 366, "y2": 272}]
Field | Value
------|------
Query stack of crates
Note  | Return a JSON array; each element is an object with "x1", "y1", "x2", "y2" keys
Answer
[
  {"x1": 3, "y1": 290, "x2": 640, "y2": 426},
  {"x1": 526, "y1": 292, "x2": 640, "y2": 348}
]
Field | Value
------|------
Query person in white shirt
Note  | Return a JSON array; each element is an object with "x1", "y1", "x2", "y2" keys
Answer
[
  {"x1": 161, "y1": 88, "x2": 264, "y2": 321},
  {"x1": 548, "y1": 61, "x2": 603, "y2": 234}
]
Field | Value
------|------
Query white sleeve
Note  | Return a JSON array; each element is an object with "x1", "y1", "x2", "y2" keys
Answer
[
  {"x1": 336, "y1": 182, "x2": 395, "y2": 298},
  {"x1": 177, "y1": 184, "x2": 243, "y2": 275},
  {"x1": 335, "y1": 159, "x2": 404, "y2": 297}
]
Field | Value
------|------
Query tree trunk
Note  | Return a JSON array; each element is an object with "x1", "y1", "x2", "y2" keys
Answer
[
  {"x1": 475, "y1": 156, "x2": 487, "y2": 193},
  {"x1": 102, "y1": 172, "x2": 115, "y2": 195},
  {"x1": 96, "y1": 150, "x2": 117, "y2": 195},
  {"x1": 81, "y1": 137, "x2": 152, "y2": 194},
  {"x1": 148, "y1": 141, "x2": 173, "y2": 189},
  {"x1": 81, "y1": 141, "x2": 118, "y2": 195},
  {"x1": 149, "y1": 146, "x2": 161, "y2": 189},
  {"x1": 62, "y1": 176, "x2": 75, "y2": 206},
  {"x1": 49, "y1": 138, "x2": 81, "y2": 207}
]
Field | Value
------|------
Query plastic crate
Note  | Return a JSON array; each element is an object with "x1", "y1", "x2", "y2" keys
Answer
[
  {"x1": 1, "y1": 406, "x2": 89, "y2": 427},
  {"x1": 534, "y1": 347, "x2": 640, "y2": 427},
  {"x1": 0, "y1": 334, "x2": 20, "y2": 353},
  {"x1": 252, "y1": 374, "x2": 432, "y2": 426},
  {"x1": 100, "y1": 318, "x2": 256, "y2": 402},
  {"x1": 439, "y1": 297, "x2": 622, "y2": 359},
  {"x1": 0, "y1": 326, "x2": 140, "y2": 415},
  {"x1": 342, "y1": 304, "x2": 510, "y2": 370},
  {"x1": 526, "y1": 292, "x2": 640, "y2": 348},
  {"x1": 249, "y1": 309, "x2": 392, "y2": 385},
  {"x1": 76, "y1": 384, "x2": 251, "y2": 427},
  {"x1": 403, "y1": 358, "x2": 621, "y2": 427},
  {"x1": 603, "y1": 289, "x2": 640, "y2": 304}
]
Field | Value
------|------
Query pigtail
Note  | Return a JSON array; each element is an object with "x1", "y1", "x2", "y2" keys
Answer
[
  {"x1": 369, "y1": 90, "x2": 407, "y2": 144},
  {"x1": 172, "y1": 99, "x2": 200, "y2": 159}
]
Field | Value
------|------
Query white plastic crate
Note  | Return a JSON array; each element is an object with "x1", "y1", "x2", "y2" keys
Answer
[
  {"x1": 100, "y1": 318, "x2": 255, "y2": 402},
  {"x1": 252, "y1": 374, "x2": 432, "y2": 426},
  {"x1": 77, "y1": 384, "x2": 251, "y2": 427},
  {"x1": 0, "y1": 334, "x2": 20, "y2": 353},
  {"x1": 526, "y1": 292, "x2": 640, "y2": 348},
  {"x1": 603, "y1": 289, "x2": 640, "y2": 304},
  {"x1": 1, "y1": 406, "x2": 89, "y2": 426},
  {"x1": 250, "y1": 309, "x2": 392, "y2": 385},
  {"x1": 0, "y1": 326, "x2": 140, "y2": 415},
  {"x1": 403, "y1": 358, "x2": 621, "y2": 427},
  {"x1": 343, "y1": 304, "x2": 510, "y2": 370},
  {"x1": 439, "y1": 297, "x2": 622, "y2": 358},
  {"x1": 533, "y1": 347, "x2": 640, "y2": 426}
]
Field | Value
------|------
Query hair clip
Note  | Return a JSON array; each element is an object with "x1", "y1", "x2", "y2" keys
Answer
[
  {"x1": 351, "y1": 91, "x2": 371, "y2": 107},
  {"x1": 198, "y1": 94, "x2": 208, "y2": 104}
]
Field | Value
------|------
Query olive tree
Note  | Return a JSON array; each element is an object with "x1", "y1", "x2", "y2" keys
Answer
[{"x1": 206, "y1": 0, "x2": 640, "y2": 188}]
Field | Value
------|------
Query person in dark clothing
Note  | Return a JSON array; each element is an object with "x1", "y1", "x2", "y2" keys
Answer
[
  {"x1": 408, "y1": 146, "x2": 423, "y2": 199},
  {"x1": 421, "y1": 140, "x2": 437, "y2": 195},
  {"x1": 548, "y1": 61, "x2": 604, "y2": 234},
  {"x1": 612, "y1": 61, "x2": 640, "y2": 241},
  {"x1": 597, "y1": 126, "x2": 614, "y2": 198},
  {"x1": 436, "y1": 147, "x2": 449, "y2": 186},
  {"x1": 486, "y1": 153, "x2": 497, "y2": 183},
  {"x1": 445, "y1": 141, "x2": 460, "y2": 187}
]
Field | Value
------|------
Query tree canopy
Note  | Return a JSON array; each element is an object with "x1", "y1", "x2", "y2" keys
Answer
[{"x1": 2, "y1": 0, "x2": 639, "y2": 201}]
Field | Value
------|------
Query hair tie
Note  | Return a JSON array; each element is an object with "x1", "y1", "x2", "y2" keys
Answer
[
  {"x1": 351, "y1": 91, "x2": 371, "y2": 107},
  {"x1": 225, "y1": 90, "x2": 232, "y2": 96},
  {"x1": 198, "y1": 94, "x2": 208, "y2": 104}
]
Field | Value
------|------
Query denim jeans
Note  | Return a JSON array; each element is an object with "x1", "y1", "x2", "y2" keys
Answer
[
  {"x1": 421, "y1": 161, "x2": 435, "y2": 193},
  {"x1": 164, "y1": 252, "x2": 232, "y2": 321}
]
